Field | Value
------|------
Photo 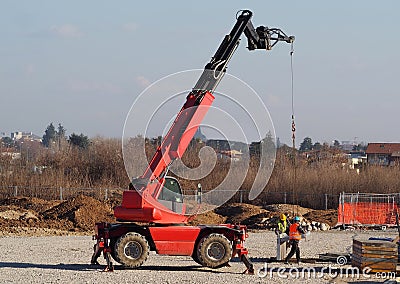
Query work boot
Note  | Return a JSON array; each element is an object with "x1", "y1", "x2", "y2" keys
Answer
[{"x1": 284, "y1": 260, "x2": 289, "y2": 265}]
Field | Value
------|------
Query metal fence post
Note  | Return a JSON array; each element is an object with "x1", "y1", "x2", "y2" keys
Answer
[
  {"x1": 60, "y1": 187, "x2": 63, "y2": 201},
  {"x1": 14, "y1": 186, "x2": 18, "y2": 197},
  {"x1": 325, "y1": 193, "x2": 328, "y2": 210},
  {"x1": 284, "y1": 192, "x2": 287, "y2": 204},
  {"x1": 341, "y1": 192, "x2": 345, "y2": 225},
  {"x1": 239, "y1": 190, "x2": 243, "y2": 203}
]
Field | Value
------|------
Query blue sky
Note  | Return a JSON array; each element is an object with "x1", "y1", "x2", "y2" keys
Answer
[{"x1": 1, "y1": 1, "x2": 399, "y2": 146}]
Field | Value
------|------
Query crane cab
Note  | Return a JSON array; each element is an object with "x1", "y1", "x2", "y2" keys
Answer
[
  {"x1": 114, "y1": 176, "x2": 188, "y2": 223},
  {"x1": 157, "y1": 176, "x2": 184, "y2": 214}
]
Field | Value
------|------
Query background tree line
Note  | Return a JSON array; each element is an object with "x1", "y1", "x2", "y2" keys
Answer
[
  {"x1": 1, "y1": 127, "x2": 399, "y2": 209},
  {"x1": 299, "y1": 137, "x2": 367, "y2": 152},
  {"x1": 42, "y1": 123, "x2": 90, "y2": 149}
]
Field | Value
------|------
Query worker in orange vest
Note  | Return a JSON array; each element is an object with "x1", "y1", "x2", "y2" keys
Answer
[{"x1": 284, "y1": 216, "x2": 306, "y2": 264}]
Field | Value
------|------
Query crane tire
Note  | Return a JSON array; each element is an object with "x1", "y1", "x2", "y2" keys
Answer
[
  {"x1": 197, "y1": 233, "x2": 232, "y2": 268},
  {"x1": 109, "y1": 238, "x2": 120, "y2": 263},
  {"x1": 114, "y1": 232, "x2": 149, "y2": 268},
  {"x1": 192, "y1": 252, "x2": 202, "y2": 265}
]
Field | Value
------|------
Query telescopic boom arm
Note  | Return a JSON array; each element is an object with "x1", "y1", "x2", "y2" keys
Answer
[{"x1": 137, "y1": 10, "x2": 294, "y2": 190}]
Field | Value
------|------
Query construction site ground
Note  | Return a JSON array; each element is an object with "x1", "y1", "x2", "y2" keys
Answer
[
  {"x1": 1, "y1": 231, "x2": 399, "y2": 283},
  {"x1": 0, "y1": 195, "x2": 399, "y2": 283}
]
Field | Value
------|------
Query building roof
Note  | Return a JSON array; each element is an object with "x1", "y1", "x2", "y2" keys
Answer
[{"x1": 366, "y1": 143, "x2": 400, "y2": 154}]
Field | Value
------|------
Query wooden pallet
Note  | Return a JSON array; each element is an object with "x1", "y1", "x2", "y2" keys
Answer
[
  {"x1": 352, "y1": 239, "x2": 398, "y2": 273},
  {"x1": 352, "y1": 260, "x2": 397, "y2": 272}
]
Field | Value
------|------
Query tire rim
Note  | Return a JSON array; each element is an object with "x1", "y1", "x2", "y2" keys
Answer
[
  {"x1": 124, "y1": 241, "x2": 142, "y2": 260},
  {"x1": 206, "y1": 242, "x2": 226, "y2": 261}
]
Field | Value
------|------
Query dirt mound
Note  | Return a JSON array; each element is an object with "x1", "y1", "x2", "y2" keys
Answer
[
  {"x1": 303, "y1": 209, "x2": 338, "y2": 227},
  {"x1": 215, "y1": 203, "x2": 268, "y2": 224},
  {"x1": 0, "y1": 197, "x2": 60, "y2": 213},
  {"x1": 189, "y1": 211, "x2": 226, "y2": 225},
  {"x1": 0, "y1": 209, "x2": 38, "y2": 220},
  {"x1": 42, "y1": 194, "x2": 115, "y2": 231},
  {"x1": 240, "y1": 212, "x2": 273, "y2": 227},
  {"x1": 264, "y1": 204, "x2": 312, "y2": 216},
  {"x1": 105, "y1": 189, "x2": 123, "y2": 209}
]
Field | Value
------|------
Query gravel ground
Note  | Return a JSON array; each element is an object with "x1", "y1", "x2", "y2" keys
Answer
[{"x1": 0, "y1": 230, "x2": 398, "y2": 283}]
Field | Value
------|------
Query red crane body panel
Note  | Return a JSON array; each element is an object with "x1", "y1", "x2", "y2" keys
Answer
[{"x1": 149, "y1": 226, "x2": 201, "y2": 255}]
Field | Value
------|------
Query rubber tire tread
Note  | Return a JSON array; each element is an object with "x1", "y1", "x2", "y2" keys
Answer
[
  {"x1": 197, "y1": 233, "x2": 232, "y2": 268},
  {"x1": 114, "y1": 232, "x2": 149, "y2": 268},
  {"x1": 192, "y1": 252, "x2": 202, "y2": 265}
]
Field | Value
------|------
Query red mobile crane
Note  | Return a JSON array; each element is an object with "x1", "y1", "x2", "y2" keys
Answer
[{"x1": 91, "y1": 10, "x2": 294, "y2": 273}]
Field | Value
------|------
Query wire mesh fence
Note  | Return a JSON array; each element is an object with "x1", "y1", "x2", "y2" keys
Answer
[
  {"x1": 0, "y1": 186, "x2": 116, "y2": 201},
  {"x1": 229, "y1": 190, "x2": 339, "y2": 210},
  {"x1": 170, "y1": 189, "x2": 339, "y2": 210},
  {"x1": 337, "y1": 192, "x2": 400, "y2": 226}
]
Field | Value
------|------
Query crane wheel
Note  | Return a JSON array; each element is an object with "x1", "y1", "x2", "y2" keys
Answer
[
  {"x1": 114, "y1": 232, "x2": 149, "y2": 268},
  {"x1": 109, "y1": 238, "x2": 120, "y2": 263},
  {"x1": 197, "y1": 233, "x2": 232, "y2": 268},
  {"x1": 192, "y1": 252, "x2": 202, "y2": 265}
]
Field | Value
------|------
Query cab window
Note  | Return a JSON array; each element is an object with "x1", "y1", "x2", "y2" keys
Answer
[{"x1": 158, "y1": 177, "x2": 183, "y2": 202}]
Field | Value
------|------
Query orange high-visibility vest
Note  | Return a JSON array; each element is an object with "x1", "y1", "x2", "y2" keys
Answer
[{"x1": 289, "y1": 223, "x2": 301, "y2": 240}]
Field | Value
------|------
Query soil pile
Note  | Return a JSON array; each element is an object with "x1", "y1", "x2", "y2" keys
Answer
[
  {"x1": 264, "y1": 204, "x2": 313, "y2": 216},
  {"x1": 303, "y1": 209, "x2": 338, "y2": 227},
  {"x1": 210, "y1": 203, "x2": 283, "y2": 229},
  {"x1": 0, "y1": 195, "x2": 115, "y2": 235},
  {"x1": 189, "y1": 211, "x2": 226, "y2": 225},
  {"x1": 42, "y1": 194, "x2": 115, "y2": 231},
  {"x1": 0, "y1": 197, "x2": 60, "y2": 213}
]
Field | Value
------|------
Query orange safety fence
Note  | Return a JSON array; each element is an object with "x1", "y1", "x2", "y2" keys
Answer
[{"x1": 337, "y1": 193, "x2": 399, "y2": 226}]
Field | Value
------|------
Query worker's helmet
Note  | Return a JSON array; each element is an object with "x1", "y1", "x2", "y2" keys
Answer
[
  {"x1": 280, "y1": 213, "x2": 286, "y2": 221},
  {"x1": 294, "y1": 216, "x2": 300, "y2": 222}
]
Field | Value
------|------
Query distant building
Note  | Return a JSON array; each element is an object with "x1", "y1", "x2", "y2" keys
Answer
[
  {"x1": 11, "y1": 131, "x2": 31, "y2": 140},
  {"x1": 341, "y1": 141, "x2": 356, "y2": 152},
  {"x1": 347, "y1": 151, "x2": 367, "y2": 173},
  {"x1": 366, "y1": 143, "x2": 400, "y2": 166},
  {"x1": 10, "y1": 131, "x2": 42, "y2": 142},
  {"x1": 219, "y1": 149, "x2": 243, "y2": 161},
  {"x1": 205, "y1": 139, "x2": 250, "y2": 161}
]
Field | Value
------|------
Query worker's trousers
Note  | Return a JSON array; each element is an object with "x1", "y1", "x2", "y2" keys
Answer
[{"x1": 285, "y1": 240, "x2": 300, "y2": 262}]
